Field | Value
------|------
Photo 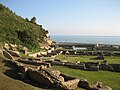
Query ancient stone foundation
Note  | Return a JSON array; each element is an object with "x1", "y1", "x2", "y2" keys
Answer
[{"x1": 6, "y1": 59, "x2": 113, "y2": 90}]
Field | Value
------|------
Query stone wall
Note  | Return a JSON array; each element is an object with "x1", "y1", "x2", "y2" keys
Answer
[
  {"x1": 48, "y1": 59, "x2": 120, "y2": 72},
  {"x1": 6, "y1": 59, "x2": 112, "y2": 90}
]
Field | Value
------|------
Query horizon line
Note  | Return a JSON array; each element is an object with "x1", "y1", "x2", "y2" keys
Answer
[{"x1": 50, "y1": 34, "x2": 120, "y2": 37}]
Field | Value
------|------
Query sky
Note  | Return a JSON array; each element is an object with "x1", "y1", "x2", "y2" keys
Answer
[{"x1": 0, "y1": 0, "x2": 120, "y2": 36}]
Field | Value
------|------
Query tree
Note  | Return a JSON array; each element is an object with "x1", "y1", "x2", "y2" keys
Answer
[
  {"x1": 30, "y1": 16, "x2": 36, "y2": 24},
  {"x1": 25, "y1": 18, "x2": 29, "y2": 22}
]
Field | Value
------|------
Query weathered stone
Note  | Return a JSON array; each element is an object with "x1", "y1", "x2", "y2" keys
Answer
[
  {"x1": 40, "y1": 65, "x2": 46, "y2": 69},
  {"x1": 19, "y1": 66, "x2": 28, "y2": 73},
  {"x1": 60, "y1": 79, "x2": 80, "y2": 90},
  {"x1": 92, "y1": 82, "x2": 102, "y2": 88},
  {"x1": 46, "y1": 63, "x2": 51, "y2": 68},
  {"x1": 3, "y1": 43, "x2": 10, "y2": 50},
  {"x1": 40, "y1": 51, "x2": 47, "y2": 55},
  {"x1": 97, "y1": 82, "x2": 102, "y2": 88},
  {"x1": 51, "y1": 70, "x2": 61, "y2": 76},
  {"x1": 58, "y1": 76, "x2": 64, "y2": 82},
  {"x1": 9, "y1": 44, "x2": 18, "y2": 51},
  {"x1": 89, "y1": 65, "x2": 99, "y2": 71},
  {"x1": 20, "y1": 47, "x2": 28, "y2": 55},
  {"x1": 85, "y1": 62, "x2": 100, "y2": 68},
  {"x1": 28, "y1": 69, "x2": 53, "y2": 87},
  {"x1": 3, "y1": 50, "x2": 14, "y2": 60},
  {"x1": 76, "y1": 61, "x2": 80, "y2": 64},
  {"x1": 78, "y1": 79, "x2": 90, "y2": 89},
  {"x1": 28, "y1": 52, "x2": 40, "y2": 57},
  {"x1": 61, "y1": 73, "x2": 76, "y2": 81},
  {"x1": 62, "y1": 60, "x2": 67, "y2": 63},
  {"x1": 113, "y1": 52, "x2": 120, "y2": 56},
  {"x1": 98, "y1": 86, "x2": 112, "y2": 90},
  {"x1": 100, "y1": 64, "x2": 113, "y2": 71}
]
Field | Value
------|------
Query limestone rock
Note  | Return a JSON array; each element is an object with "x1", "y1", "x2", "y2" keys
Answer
[
  {"x1": 51, "y1": 70, "x2": 61, "y2": 76},
  {"x1": 98, "y1": 86, "x2": 112, "y2": 90},
  {"x1": 19, "y1": 66, "x2": 28, "y2": 73},
  {"x1": 60, "y1": 79, "x2": 80, "y2": 90},
  {"x1": 28, "y1": 69, "x2": 53, "y2": 87},
  {"x1": 58, "y1": 76, "x2": 64, "y2": 82},
  {"x1": 78, "y1": 79, "x2": 90, "y2": 89},
  {"x1": 3, "y1": 43, "x2": 10, "y2": 50},
  {"x1": 9, "y1": 44, "x2": 17, "y2": 51}
]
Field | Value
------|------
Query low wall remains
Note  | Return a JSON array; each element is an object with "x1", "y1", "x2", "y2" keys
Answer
[
  {"x1": 48, "y1": 59, "x2": 120, "y2": 72},
  {"x1": 5, "y1": 59, "x2": 112, "y2": 90}
]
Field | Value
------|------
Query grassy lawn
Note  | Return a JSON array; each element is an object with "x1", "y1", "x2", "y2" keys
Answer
[
  {"x1": 56, "y1": 54, "x2": 120, "y2": 64},
  {"x1": 51, "y1": 66, "x2": 120, "y2": 90},
  {"x1": 0, "y1": 72, "x2": 42, "y2": 90}
]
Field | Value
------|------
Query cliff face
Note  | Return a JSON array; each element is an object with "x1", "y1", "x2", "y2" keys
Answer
[{"x1": 0, "y1": 4, "x2": 53, "y2": 50}]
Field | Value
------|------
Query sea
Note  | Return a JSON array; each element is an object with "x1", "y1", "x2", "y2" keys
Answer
[{"x1": 51, "y1": 35, "x2": 120, "y2": 45}]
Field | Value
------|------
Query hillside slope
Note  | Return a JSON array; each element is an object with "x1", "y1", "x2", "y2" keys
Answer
[{"x1": 0, "y1": 4, "x2": 48, "y2": 50}]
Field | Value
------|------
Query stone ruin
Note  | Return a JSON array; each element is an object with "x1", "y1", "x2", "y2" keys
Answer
[
  {"x1": 47, "y1": 59, "x2": 120, "y2": 72},
  {"x1": 59, "y1": 49, "x2": 120, "y2": 57},
  {"x1": 5, "y1": 59, "x2": 112, "y2": 90}
]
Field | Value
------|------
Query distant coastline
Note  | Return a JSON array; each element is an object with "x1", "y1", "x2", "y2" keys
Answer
[{"x1": 51, "y1": 35, "x2": 120, "y2": 45}]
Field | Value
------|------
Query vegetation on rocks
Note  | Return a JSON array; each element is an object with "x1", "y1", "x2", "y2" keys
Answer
[{"x1": 0, "y1": 4, "x2": 48, "y2": 50}]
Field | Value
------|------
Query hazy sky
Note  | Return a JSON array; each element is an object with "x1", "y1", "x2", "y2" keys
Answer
[{"x1": 0, "y1": 0, "x2": 120, "y2": 36}]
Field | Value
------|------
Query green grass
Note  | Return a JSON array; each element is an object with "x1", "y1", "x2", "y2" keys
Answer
[
  {"x1": 56, "y1": 54, "x2": 120, "y2": 64},
  {"x1": 0, "y1": 72, "x2": 42, "y2": 90},
  {"x1": 51, "y1": 66, "x2": 120, "y2": 90}
]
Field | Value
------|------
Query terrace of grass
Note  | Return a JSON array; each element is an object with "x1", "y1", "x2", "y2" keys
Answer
[{"x1": 56, "y1": 54, "x2": 120, "y2": 64}]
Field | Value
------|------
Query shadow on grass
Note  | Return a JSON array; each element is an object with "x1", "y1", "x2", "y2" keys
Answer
[
  {"x1": 89, "y1": 58, "x2": 104, "y2": 60},
  {"x1": 3, "y1": 60, "x2": 19, "y2": 79}
]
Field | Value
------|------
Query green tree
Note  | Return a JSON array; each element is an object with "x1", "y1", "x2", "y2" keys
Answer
[
  {"x1": 25, "y1": 18, "x2": 29, "y2": 22},
  {"x1": 30, "y1": 16, "x2": 36, "y2": 24}
]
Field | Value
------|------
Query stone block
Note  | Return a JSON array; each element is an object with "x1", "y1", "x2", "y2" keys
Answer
[
  {"x1": 98, "y1": 86, "x2": 112, "y2": 90},
  {"x1": 19, "y1": 66, "x2": 28, "y2": 73},
  {"x1": 60, "y1": 79, "x2": 80, "y2": 90},
  {"x1": 78, "y1": 79, "x2": 90, "y2": 89},
  {"x1": 51, "y1": 70, "x2": 61, "y2": 76}
]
